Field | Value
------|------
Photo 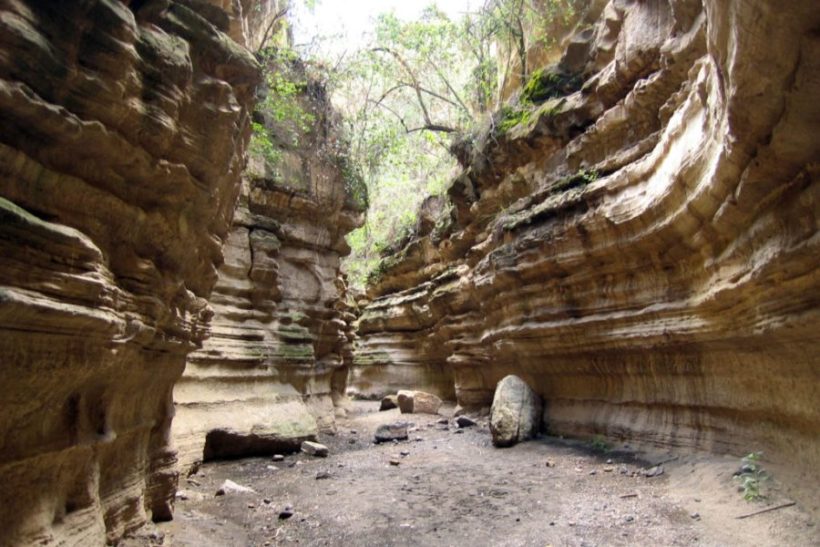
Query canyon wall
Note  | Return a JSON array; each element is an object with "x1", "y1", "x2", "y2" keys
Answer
[
  {"x1": 172, "y1": 67, "x2": 366, "y2": 470},
  {"x1": 354, "y1": 0, "x2": 820, "y2": 497},
  {"x1": 0, "y1": 1, "x2": 258, "y2": 544}
]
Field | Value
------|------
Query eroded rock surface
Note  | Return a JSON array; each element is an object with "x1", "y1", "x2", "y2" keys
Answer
[
  {"x1": 0, "y1": 1, "x2": 258, "y2": 544},
  {"x1": 490, "y1": 375, "x2": 542, "y2": 447},
  {"x1": 353, "y1": 0, "x2": 820, "y2": 501},
  {"x1": 172, "y1": 61, "x2": 365, "y2": 470}
]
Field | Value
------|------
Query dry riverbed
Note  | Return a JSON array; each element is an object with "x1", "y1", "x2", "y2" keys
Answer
[{"x1": 130, "y1": 402, "x2": 817, "y2": 546}]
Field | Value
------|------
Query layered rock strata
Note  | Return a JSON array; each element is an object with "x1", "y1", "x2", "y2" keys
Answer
[
  {"x1": 0, "y1": 1, "x2": 259, "y2": 544},
  {"x1": 354, "y1": 0, "x2": 820, "y2": 500},
  {"x1": 172, "y1": 68, "x2": 365, "y2": 470}
]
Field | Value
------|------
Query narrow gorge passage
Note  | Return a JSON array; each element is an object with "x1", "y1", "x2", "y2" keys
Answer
[{"x1": 0, "y1": 0, "x2": 818, "y2": 546}]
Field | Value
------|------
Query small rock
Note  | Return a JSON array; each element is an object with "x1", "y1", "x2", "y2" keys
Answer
[
  {"x1": 186, "y1": 478, "x2": 201, "y2": 487},
  {"x1": 606, "y1": 459, "x2": 613, "y2": 464},
  {"x1": 694, "y1": 498, "x2": 701, "y2": 503},
  {"x1": 272, "y1": 454, "x2": 285, "y2": 462},
  {"x1": 589, "y1": 470, "x2": 597, "y2": 476},
  {"x1": 315, "y1": 471, "x2": 331, "y2": 480},
  {"x1": 350, "y1": 429, "x2": 358, "y2": 434},
  {"x1": 389, "y1": 459, "x2": 401, "y2": 466},
  {"x1": 624, "y1": 515, "x2": 635, "y2": 523},
  {"x1": 301, "y1": 441, "x2": 329, "y2": 458},
  {"x1": 437, "y1": 417, "x2": 449, "y2": 425},
  {"x1": 643, "y1": 465, "x2": 664, "y2": 478},
  {"x1": 603, "y1": 467, "x2": 614, "y2": 472},
  {"x1": 400, "y1": 450, "x2": 410, "y2": 457},
  {"x1": 380, "y1": 395, "x2": 399, "y2": 411},
  {"x1": 215, "y1": 479, "x2": 255, "y2": 497},
  {"x1": 690, "y1": 512, "x2": 700, "y2": 520},
  {"x1": 545, "y1": 460, "x2": 555, "y2": 468},
  {"x1": 247, "y1": 503, "x2": 256, "y2": 509},
  {"x1": 415, "y1": 437, "x2": 423, "y2": 442},
  {"x1": 348, "y1": 438, "x2": 357, "y2": 444},
  {"x1": 263, "y1": 498, "x2": 272, "y2": 504},
  {"x1": 266, "y1": 465, "x2": 279, "y2": 471},
  {"x1": 568, "y1": 521, "x2": 577, "y2": 527},
  {"x1": 454, "y1": 429, "x2": 464, "y2": 434},
  {"x1": 279, "y1": 506, "x2": 294, "y2": 520},
  {"x1": 456, "y1": 416, "x2": 477, "y2": 428},
  {"x1": 374, "y1": 422, "x2": 409, "y2": 443}
]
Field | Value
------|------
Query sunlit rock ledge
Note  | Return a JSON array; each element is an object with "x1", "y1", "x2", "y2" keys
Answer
[{"x1": 352, "y1": 0, "x2": 820, "y2": 507}]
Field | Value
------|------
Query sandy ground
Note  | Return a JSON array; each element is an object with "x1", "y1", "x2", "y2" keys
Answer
[{"x1": 129, "y1": 402, "x2": 818, "y2": 546}]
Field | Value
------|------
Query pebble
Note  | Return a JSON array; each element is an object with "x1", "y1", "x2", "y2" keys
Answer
[
  {"x1": 589, "y1": 470, "x2": 597, "y2": 476},
  {"x1": 389, "y1": 459, "x2": 401, "y2": 466},
  {"x1": 263, "y1": 498, "x2": 272, "y2": 504},
  {"x1": 301, "y1": 441, "x2": 329, "y2": 458},
  {"x1": 455, "y1": 416, "x2": 477, "y2": 428},
  {"x1": 315, "y1": 471, "x2": 331, "y2": 480},
  {"x1": 545, "y1": 460, "x2": 555, "y2": 468},
  {"x1": 624, "y1": 515, "x2": 635, "y2": 523},
  {"x1": 271, "y1": 454, "x2": 284, "y2": 462},
  {"x1": 266, "y1": 465, "x2": 279, "y2": 472},
  {"x1": 349, "y1": 438, "x2": 357, "y2": 444},
  {"x1": 690, "y1": 512, "x2": 700, "y2": 520},
  {"x1": 400, "y1": 450, "x2": 410, "y2": 457},
  {"x1": 437, "y1": 418, "x2": 449, "y2": 425},
  {"x1": 454, "y1": 429, "x2": 464, "y2": 434},
  {"x1": 247, "y1": 503, "x2": 255, "y2": 509},
  {"x1": 279, "y1": 506, "x2": 294, "y2": 520},
  {"x1": 350, "y1": 430, "x2": 357, "y2": 435},
  {"x1": 606, "y1": 459, "x2": 613, "y2": 464}
]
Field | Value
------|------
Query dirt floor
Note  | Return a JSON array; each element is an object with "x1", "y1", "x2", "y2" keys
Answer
[{"x1": 133, "y1": 402, "x2": 818, "y2": 546}]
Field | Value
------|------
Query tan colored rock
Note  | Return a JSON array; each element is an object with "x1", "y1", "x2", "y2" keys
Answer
[
  {"x1": 490, "y1": 376, "x2": 542, "y2": 447},
  {"x1": 0, "y1": 1, "x2": 259, "y2": 544},
  {"x1": 398, "y1": 390, "x2": 443, "y2": 415},
  {"x1": 172, "y1": 59, "x2": 365, "y2": 471},
  {"x1": 353, "y1": 0, "x2": 820, "y2": 512}
]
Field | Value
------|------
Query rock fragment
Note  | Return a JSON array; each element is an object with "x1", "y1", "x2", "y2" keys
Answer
[
  {"x1": 301, "y1": 441, "x2": 329, "y2": 457},
  {"x1": 374, "y1": 422, "x2": 409, "y2": 443},
  {"x1": 456, "y1": 416, "x2": 477, "y2": 428},
  {"x1": 380, "y1": 395, "x2": 399, "y2": 411},
  {"x1": 215, "y1": 480, "x2": 256, "y2": 496}
]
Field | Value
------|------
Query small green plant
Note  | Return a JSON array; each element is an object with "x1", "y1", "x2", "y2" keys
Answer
[
  {"x1": 497, "y1": 104, "x2": 532, "y2": 133},
  {"x1": 589, "y1": 435, "x2": 611, "y2": 454},
  {"x1": 734, "y1": 452, "x2": 768, "y2": 501}
]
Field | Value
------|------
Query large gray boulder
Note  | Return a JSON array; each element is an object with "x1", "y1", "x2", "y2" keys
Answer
[{"x1": 490, "y1": 375, "x2": 542, "y2": 447}]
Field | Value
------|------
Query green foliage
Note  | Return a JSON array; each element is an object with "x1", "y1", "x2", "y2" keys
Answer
[
  {"x1": 252, "y1": 46, "x2": 316, "y2": 172},
  {"x1": 521, "y1": 67, "x2": 584, "y2": 104},
  {"x1": 498, "y1": 104, "x2": 532, "y2": 133},
  {"x1": 589, "y1": 435, "x2": 611, "y2": 454},
  {"x1": 734, "y1": 452, "x2": 768, "y2": 501},
  {"x1": 552, "y1": 168, "x2": 598, "y2": 193}
]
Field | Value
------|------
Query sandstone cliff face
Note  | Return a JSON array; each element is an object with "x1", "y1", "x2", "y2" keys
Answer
[
  {"x1": 172, "y1": 69, "x2": 365, "y2": 470},
  {"x1": 354, "y1": 0, "x2": 820, "y2": 495},
  {"x1": 0, "y1": 1, "x2": 258, "y2": 544}
]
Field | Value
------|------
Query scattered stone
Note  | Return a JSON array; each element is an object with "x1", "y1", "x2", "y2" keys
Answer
[
  {"x1": 350, "y1": 429, "x2": 358, "y2": 435},
  {"x1": 454, "y1": 429, "x2": 464, "y2": 434},
  {"x1": 604, "y1": 467, "x2": 614, "y2": 472},
  {"x1": 606, "y1": 459, "x2": 613, "y2": 464},
  {"x1": 489, "y1": 375, "x2": 542, "y2": 447},
  {"x1": 215, "y1": 480, "x2": 256, "y2": 497},
  {"x1": 247, "y1": 503, "x2": 256, "y2": 509},
  {"x1": 400, "y1": 450, "x2": 410, "y2": 457},
  {"x1": 589, "y1": 470, "x2": 597, "y2": 476},
  {"x1": 266, "y1": 465, "x2": 279, "y2": 471},
  {"x1": 624, "y1": 515, "x2": 635, "y2": 523},
  {"x1": 690, "y1": 512, "x2": 700, "y2": 520},
  {"x1": 301, "y1": 441, "x2": 329, "y2": 458},
  {"x1": 380, "y1": 395, "x2": 399, "y2": 411},
  {"x1": 397, "y1": 390, "x2": 443, "y2": 414},
  {"x1": 263, "y1": 498, "x2": 272, "y2": 505},
  {"x1": 374, "y1": 422, "x2": 409, "y2": 443},
  {"x1": 279, "y1": 506, "x2": 294, "y2": 520},
  {"x1": 348, "y1": 438, "x2": 357, "y2": 444},
  {"x1": 545, "y1": 460, "x2": 555, "y2": 468},
  {"x1": 272, "y1": 454, "x2": 285, "y2": 462},
  {"x1": 437, "y1": 417, "x2": 449, "y2": 425},
  {"x1": 315, "y1": 471, "x2": 331, "y2": 480},
  {"x1": 389, "y1": 459, "x2": 401, "y2": 466},
  {"x1": 455, "y1": 416, "x2": 477, "y2": 428}
]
